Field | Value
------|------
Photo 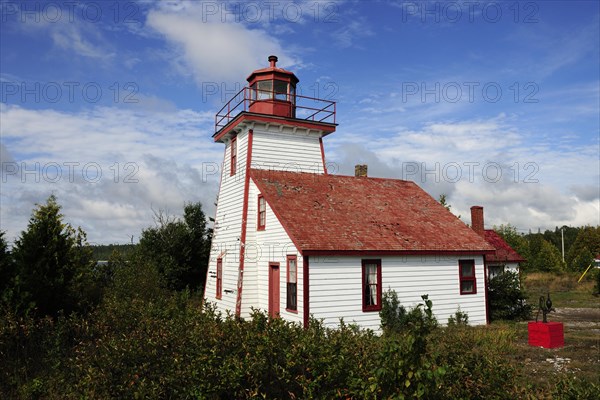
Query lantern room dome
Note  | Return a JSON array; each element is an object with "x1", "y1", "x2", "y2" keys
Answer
[
  {"x1": 246, "y1": 55, "x2": 299, "y2": 85},
  {"x1": 246, "y1": 55, "x2": 298, "y2": 118}
]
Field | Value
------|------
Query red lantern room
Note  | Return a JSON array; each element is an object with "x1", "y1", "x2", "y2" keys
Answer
[
  {"x1": 214, "y1": 55, "x2": 336, "y2": 141},
  {"x1": 246, "y1": 55, "x2": 299, "y2": 118}
]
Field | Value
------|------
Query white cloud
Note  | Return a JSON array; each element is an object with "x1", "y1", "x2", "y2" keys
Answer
[
  {"x1": 331, "y1": 19, "x2": 374, "y2": 48},
  {"x1": 16, "y1": 14, "x2": 115, "y2": 61},
  {"x1": 327, "y1": 114, "x2": 599, "y2": 230},
  {"x1": 0, "y1": 104, "x2": 221, "y2": 245},
  {"x1": 145, "y1": 5, "x2": 301, "y2": 85}
]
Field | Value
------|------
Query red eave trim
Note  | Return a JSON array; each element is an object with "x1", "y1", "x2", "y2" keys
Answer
[
  {"x1": 235, "y1": 129, "x2": 253, "y2": 317},
  {"x1": 301, "y1": 249, "x2": 495, "y2": 257},
  {"x1": 303, "y1": 256, "x2": 309, "y2": 328},
  {"x1": 214, "y1": 112, "x2": 337, "y2": 142}
]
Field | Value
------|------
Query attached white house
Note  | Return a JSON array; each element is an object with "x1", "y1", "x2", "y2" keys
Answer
[
  {"x1": 469, "y1": 206, "x2": 525, "y2": 279},
  {"x1": 203, "y1": 56, "x2": 495, "y2": 330}
]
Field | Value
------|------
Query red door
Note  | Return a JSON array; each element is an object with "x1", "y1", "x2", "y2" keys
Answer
[{"x1": 268, "y1": 263, "x2": 280, "y2": 317}]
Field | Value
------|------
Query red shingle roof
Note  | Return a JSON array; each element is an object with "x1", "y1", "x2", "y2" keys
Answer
[
  {"x1": 483, "y1": 230, "x2": 526, "y2": 263},
  {"x1": 250, "y1": 169, "x2": 495, "y2": 255}
]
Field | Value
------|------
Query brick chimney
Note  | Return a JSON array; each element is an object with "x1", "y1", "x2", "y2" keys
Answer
[
  {"x1": 470, "y1": 206, "x2": 485, "y2": 236},
  {"x1": 355, "y1": 164, "x2": 368, "y2": 177}
]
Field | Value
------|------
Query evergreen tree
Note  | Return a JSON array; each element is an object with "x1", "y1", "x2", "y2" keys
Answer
[
  {"x1": 494, "y1": 224, "x2": 530, "y2": 269},
  {"x1": 488, "y1": 271, "x2": 532, "y2": 321},
  {"x1": 0, "y1": 231, "x2": 16, "y2": 306},
  {"x1": 9, "y1": 195, "x2": 96, "y2": 317},
  {"x1": 532, "y1": 239, "x2": 565, "y2": 272},
  {"x1": 542, "y1": 226, "x2": 579, "y2": 258},
  {"x1": 139, "y1": 201, "x2": 211, "y2": 292},
  {"x1": 566, "y1": 226, "x2": 600, "y2": 270},
  {"x1": 570, "y1": 246, "x2": 594, "y2": 272}
]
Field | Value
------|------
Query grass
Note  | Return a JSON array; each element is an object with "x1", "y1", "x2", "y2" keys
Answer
[{"x1": 523, "y1": 271, "x2": 599, "y2": 308}]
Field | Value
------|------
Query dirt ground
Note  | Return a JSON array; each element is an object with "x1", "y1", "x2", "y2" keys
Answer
[{"x1": 513, "y1": 306, "x2": 600, "y2": 386}]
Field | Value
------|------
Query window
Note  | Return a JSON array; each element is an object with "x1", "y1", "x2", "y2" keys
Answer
[
  {"x1": 273, "y1": 80, "x2": 288, "y2": 101},
  {"x1": 257, "y1": 80, "x2": 272, "y2": 100},
  {"x1": 459, "y1": 260, "x2": 477, "y2": 295},
  {"x1": 362, "y1": 259, "x2": 382, "y2": 311},
  {"x1": 257, "y1": 195, "x2": 266, "y2": 230},
  {"x1": 230, "y1": 137, "x2": 237, "y2": 176},
  {"x1": 286, "y1": 255, "x2": 297, "y2": 311},
  {"x1": 216, "y1": 258, "x2": 223, "y2": 299},
  {"x1": 488, "y1": 265, "x2": 505, "y2": 280}
]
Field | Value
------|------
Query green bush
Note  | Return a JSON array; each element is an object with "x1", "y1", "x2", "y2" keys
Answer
[
  {"x1": 488, "y1": 271, "x2": 532, "y2": 321},
  {"x1": 379, "y1": 290, "x2": 437, "y2": 335},
  {"x1": 552, "y1": 375, "x2": 600, "y2": 400},
  {"x1": 429, "y1": 324, "x2": 523, "y2": 399},
  {"x1": 3, "y1": 262, "x2": 597, "y2": 399},
  {"x1": 447, "y1": 307, "x2": 469, "y2": 326}
]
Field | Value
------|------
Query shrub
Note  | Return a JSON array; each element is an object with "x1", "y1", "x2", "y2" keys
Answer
[
  {"x1": 488, "y1": 271, "x2": 532, "y2": 321},
  {"x1": 447, "y1": 307, "x2": 469, "y2": 326},
  {"x1": 429, "y1": 324, "x2": 523, "y2": 399},
  {"x1": 552, "y1": 375, "x2": 600, "y2": 400},
  {"x1": 380, "y1": 290, "x2": 437, "y2": 335}
]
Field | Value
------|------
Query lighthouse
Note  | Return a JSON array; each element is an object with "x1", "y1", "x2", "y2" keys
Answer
[
  {"x1": 204, "y1": 56, "x2": 494, "y2": 330},
  {"x1": 206, "y1": 56, "x2": 337, "y2": 318}
]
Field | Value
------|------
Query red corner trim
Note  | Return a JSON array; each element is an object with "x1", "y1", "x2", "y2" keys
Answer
[
  {"x1": 319, "y1": 137, "x2": 327, "y2": 175},
  {"x1": 483, "y1": 259, "x2": 490, "y2": 324},
  {"x1": 235, "y1": 129, "x2": 253, "y2": 317},
  {"x1": 303, "y1": 256, "x2": 309, "y2": 328}
]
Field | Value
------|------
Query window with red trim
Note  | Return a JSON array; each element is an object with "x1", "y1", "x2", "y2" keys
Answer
[
  {"x1": 216, "y1": 258, "x2": 223, "y2": 299},
  {"x1": 257, "y1": 195, "x2": 266, "y2": 230},
  {"x1": 362, "y1": 259, "x2": 382, "y2": 311},
  {"x1": 230, "y1": 137, "x2": 237, "y2": 176},
  {"x1": 286, "y1": 255, "x2": 297, "y2": 311},
  {"x1": 459, "y1": 259, "x2": 476, "y2": 295}
]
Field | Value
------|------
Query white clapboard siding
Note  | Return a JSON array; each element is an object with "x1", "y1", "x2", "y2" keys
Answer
[
  {"x1": 244, "y1": 180, "x2": 303, "y2": 323},
  {"x1": 205, "y1": 129, "x2": 249, "y2": 315},
  {"x1": 309, "y1": 255, "x2": 487, "y2": 332},
  {"x1": 504, "y1": 262, "x2": 519, "y2": 274},
  {"x1": 251, "y1": 128, "x2": 324, "y2": 173}
]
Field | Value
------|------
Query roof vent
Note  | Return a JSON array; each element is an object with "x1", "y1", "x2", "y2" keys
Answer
[{"x1": 268, "y1": 55, "x2": 278, "y2": 68}]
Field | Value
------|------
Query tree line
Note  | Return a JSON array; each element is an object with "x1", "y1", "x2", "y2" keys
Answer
[
  {"x1": 495, "y1": 224, "x2": 600, "y2": 273},
  {"x1": 0, "y1": 195, "x2": 211, "y2": 319}
]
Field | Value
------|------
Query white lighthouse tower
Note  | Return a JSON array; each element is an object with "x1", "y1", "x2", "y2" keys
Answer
[{"x1": 204, "y1": 56, "x2": 337, "y2": 318}]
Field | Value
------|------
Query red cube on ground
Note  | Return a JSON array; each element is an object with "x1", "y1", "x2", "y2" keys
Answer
[{"x1": 528, "y1": 322, "x2": 564, "y2": 348}]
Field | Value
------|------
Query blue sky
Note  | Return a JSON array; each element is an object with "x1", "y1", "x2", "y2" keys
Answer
[{"x1": 1, "y1": 0, "x2": 599, "y2": 245}]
